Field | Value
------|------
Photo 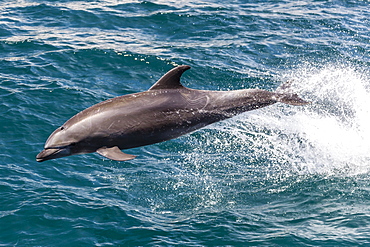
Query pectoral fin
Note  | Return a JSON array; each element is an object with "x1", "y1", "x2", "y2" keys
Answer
[{"x1": 96, "y1": 146, "x2": 136, "y2": 161}]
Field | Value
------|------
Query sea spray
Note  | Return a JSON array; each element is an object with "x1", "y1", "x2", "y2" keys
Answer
[{"x1": 217, "y1": 63, "x2": 370, "y2": 177}]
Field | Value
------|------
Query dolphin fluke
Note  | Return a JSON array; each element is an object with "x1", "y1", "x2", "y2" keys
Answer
[
  {"x1": 274, "y1": 80, "x2": 310, "y2": 106},
  {"x1": 276, "y1": 93, "x2": 309, "y2": 106}
]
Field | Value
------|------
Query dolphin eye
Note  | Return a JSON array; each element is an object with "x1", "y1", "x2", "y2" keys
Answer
[{"x1": 60, "y1": 127, "x2": 65, "y2": 130}]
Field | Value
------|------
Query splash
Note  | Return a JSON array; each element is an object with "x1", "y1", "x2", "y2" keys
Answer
[
  {"x1": 164, "y1": 62, "x2": 370, "y2": 211},
  {"x1": 221, "y1": 63, "x2": 370, "y2": 177}
]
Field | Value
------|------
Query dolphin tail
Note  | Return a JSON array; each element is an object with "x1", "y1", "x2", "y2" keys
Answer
[{"x1": 274, "y1": 80, "x2": 309, "y2": 106}]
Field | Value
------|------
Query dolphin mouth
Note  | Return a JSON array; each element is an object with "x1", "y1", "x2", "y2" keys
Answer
[{"x1": 36, "y1": 147, "x2": 70, "y2": 162}]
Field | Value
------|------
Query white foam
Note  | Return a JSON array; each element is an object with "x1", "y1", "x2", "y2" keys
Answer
[{"x1": 214, "y1": 63, "x2": 370, "y2": 177}]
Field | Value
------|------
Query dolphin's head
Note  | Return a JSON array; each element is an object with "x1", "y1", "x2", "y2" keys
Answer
[{"x1": 36, "y1": 124, "x2": 95, "y2": 162}]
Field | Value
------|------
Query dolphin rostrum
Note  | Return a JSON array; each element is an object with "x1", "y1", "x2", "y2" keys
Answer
[{"x1": 36, "y1": 65, "x2": 308, "y2": 162}]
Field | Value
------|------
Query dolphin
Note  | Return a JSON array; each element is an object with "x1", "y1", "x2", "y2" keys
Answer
[{"x1": 36, "y1": 65, "x2": 308, "y2": 162}]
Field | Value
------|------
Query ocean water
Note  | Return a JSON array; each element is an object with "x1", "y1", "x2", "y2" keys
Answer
[{"x1": 1, "y1": 0, "x2": 369, "y2": 246}]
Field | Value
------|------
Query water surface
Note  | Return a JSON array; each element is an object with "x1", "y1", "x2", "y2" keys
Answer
[{"x1": 1, "y1": 0, "x2": 369, "y2": 246}]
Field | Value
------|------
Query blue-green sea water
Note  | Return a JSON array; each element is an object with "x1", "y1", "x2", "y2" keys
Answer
[{"x1": 1, "y1": 0, "x2": 370, "y2": 246}]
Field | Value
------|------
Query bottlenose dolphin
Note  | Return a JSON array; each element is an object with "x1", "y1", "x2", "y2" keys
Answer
[{"x1": 36, "y1": 65, "x2": 308, "y2": 162}]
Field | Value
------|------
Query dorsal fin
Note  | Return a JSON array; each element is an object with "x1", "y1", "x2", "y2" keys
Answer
[{"x1": 149, "y1": 65, "x2": 191, "y2": 90}]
